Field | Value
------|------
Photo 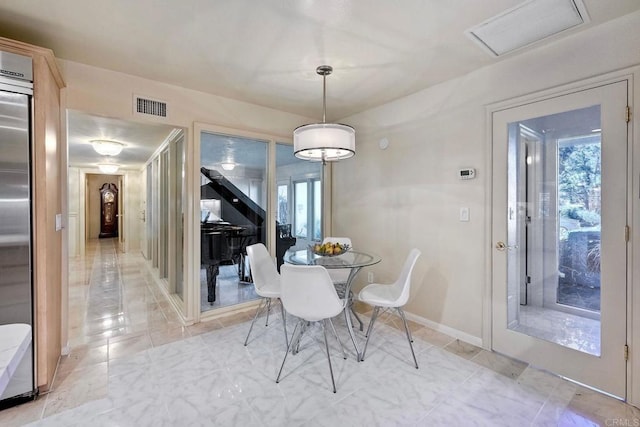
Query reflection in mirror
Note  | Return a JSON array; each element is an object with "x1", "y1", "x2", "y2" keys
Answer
[
  {"x1": 200, "y1": 132, "x2": 267, "y2": 312},
  {"x1": 506, "y1": 105, "x2": 601, "y2": 356}
]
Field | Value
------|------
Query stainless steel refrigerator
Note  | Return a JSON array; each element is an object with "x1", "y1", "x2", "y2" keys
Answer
[{"x1": 0, "y1": 50, "x2": 36, "y2": 408}]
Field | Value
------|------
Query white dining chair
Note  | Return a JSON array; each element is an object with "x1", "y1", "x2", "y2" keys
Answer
[
  {"x1": 244, "y1": 243, "x2": 288, "y2": 347},
  {"x1": 358, "y1": 248, "x2": 421, "y2": 368},
  {"x1": 276, "y1": 264, "x2": 347, "y2": 393}
]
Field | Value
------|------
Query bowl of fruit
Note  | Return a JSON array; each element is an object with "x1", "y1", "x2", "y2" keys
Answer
[{"x1": 310, "y1": 242, "x2": 351, "y2": 257}]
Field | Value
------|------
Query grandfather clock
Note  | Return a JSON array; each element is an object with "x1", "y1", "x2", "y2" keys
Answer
[{"x1": 99, "y1": 183, "x2": 118, "y2": 238}]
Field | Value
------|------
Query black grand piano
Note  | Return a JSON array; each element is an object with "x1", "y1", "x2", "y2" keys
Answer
[{"x1": 200, "y1": 167, "x2": 296, "y2": 303}]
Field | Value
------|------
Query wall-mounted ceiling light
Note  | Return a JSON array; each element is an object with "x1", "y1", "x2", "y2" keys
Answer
[
  {"x1": 98, "y1": 163, "x2": 120, "y2": 174},
  {"x1": 91, "y1": 140, "x2": 125, "y2": 156},
  {"x1": 293, "y1": 65, "x2": 355, "y2": 163},
  {"x1": 220, "y1": 162, "x2": 236, "y2": 171}
]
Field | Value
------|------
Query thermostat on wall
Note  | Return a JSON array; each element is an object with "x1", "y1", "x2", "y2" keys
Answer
[{"x1": 459, "y1": 168, "x2": 476, "y2": 180}]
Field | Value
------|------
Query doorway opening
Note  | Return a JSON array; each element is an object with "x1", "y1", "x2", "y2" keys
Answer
[{"x1": 67, "y1": 110, "x2": 185, "y2": 344}]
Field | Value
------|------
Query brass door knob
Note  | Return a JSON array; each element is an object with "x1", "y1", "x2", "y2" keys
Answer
[{"x1": 495, "y1": 241, "x2": 518, "y2": 251}]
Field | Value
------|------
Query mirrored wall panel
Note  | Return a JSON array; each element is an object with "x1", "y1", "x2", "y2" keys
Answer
[{"x1": 200, "y1": 132, "x2": 267, "y2": 312}]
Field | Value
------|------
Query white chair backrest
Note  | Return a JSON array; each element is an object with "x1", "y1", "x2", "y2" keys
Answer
[
  {"x1": 280, "y1": 264, "x2": 344, "y2": 322},
  {"x1": 246, "y1": 243, "x2": 280, "y2": 292},
  {"x1": 392, "y1": 248, "x2": 421, "y2": 306}
]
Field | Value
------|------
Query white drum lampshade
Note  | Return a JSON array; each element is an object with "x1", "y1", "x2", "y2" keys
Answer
[
  {"x1": 293, "y1": 65, "x2": 355, "y2": 163},
  {"x1": 293, "y1": 123, "x2": 355, "y2": 162}
]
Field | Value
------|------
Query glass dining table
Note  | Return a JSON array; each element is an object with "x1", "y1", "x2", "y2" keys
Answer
[{"x1": 284, "y1": 248, "x2": 381, "y2": 360}]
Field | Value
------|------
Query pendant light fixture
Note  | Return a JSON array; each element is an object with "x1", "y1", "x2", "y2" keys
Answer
[
  {"x1": 293, "y1": 65, "x2": 355, "y2": 163},
  {"x1": 220, "y1": 162, "x2": 236, "y2": 171},
  {"x1": 91, "y1": 139, "x2": 125, "y2": 156},
  {"x1": 97, "y1": 163, "x2": 120, "y2": 174}
]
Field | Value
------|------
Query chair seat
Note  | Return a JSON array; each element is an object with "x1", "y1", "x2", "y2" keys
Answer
[
  {"x1": 278, "y1": 264, "x2": 348, "y2": 393},
  {"x1": 255, "y1": 284, "x2": 280, "y2": 299},
  {"x1": 358, "y1": 248, "x2": 421, "y2": 368},
  {"x1": 358, "y1": 283, "x2": 400, "y2": 308},
  {"x1": 289, "y1": 299, "x2": 345, "y2": 322},
  {"x1": 244, "y1": 243, "x2": 288, "y2": 349}
]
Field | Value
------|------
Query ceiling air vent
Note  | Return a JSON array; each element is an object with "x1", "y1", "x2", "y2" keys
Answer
[
  {"x1": 134, "y1": 95, "x2": 167, "y2": 118},
  {"x1": 465, "y1": 0, "x2": 590, "y2": 57}
]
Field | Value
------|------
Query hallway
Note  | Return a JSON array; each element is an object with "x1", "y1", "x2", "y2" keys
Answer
[
  {"x1": 0, "y1": 239, "x2": 639, "y2": 425},
  {"x1": 67, "y1": 238, "x2": 184, "y2": 349}
]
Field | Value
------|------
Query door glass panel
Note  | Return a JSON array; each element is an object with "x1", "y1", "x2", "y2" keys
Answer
[
  {"x1": 506, "y1": 105, "x2": 601, "y2": 356},
  {"x1": 277, "y1": 184, "x2": 288, "y2": 224},
  {"x1": 275, "y1": 143, "x2": 321, "y2": 268},
  {"x1": 313, "y1": 179, "x2": 322, "y2": 240},
  {"x1": 558, "y1": 135, "x2": 601, "y2": 311},
  {"x1": 171, "y1": 133, "x2": 185, "y2": 301},
  {"x1": 200, "y1": 132, "x2": 267, "y2": 312},
  {"x1": 294, "y1": 182, "x2": 308, "y2": 238},
  {"x1": 145, "y1": 164, "x2": 152, "y2": 259},
  {"x1": 159, "y1": 149, "x2": 169, "y2": 279}
]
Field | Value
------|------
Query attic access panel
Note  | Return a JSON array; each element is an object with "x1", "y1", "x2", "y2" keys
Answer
[{"x1": 466, "y1": 0, "x2": 589, "y2": 57}]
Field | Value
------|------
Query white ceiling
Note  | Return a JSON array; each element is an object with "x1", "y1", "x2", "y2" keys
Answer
[
  {"x1": 1, "y1": 0, "x2": 638, "y2": 170},
  {"x1": 67, "y1": 111, "x2": 176, "y2": 170}
]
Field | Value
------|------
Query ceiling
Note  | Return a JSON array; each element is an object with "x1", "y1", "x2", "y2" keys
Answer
[
  {"x1": 1, "y1": 0, "x2": 638, "y2": 170},
  {"x1": 67, "y1": 111, "x2": 177, "y2": 170}
]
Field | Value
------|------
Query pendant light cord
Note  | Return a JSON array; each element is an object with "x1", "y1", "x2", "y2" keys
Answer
[{"x1": 322, "y1": 73, "x2": 327, "y2": 124}]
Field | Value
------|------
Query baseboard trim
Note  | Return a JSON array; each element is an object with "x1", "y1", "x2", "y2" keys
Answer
[
  {"x1": 141, "y1": 260, "x2": 192, "y2": 325},
  {"x1": 403, "y1": 311, "x2": 483, "y2": 348}
]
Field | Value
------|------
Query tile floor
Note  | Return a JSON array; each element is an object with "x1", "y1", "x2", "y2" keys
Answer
[
  {"x1": 515, "y1": 305, "x2": 601, "y2": 356},
  {"x1": 200, "y1": 265, "x2": 259, "y2": 312},
  {"x1": 0, "y1": 238, "x2": 638, "y2": 426}
]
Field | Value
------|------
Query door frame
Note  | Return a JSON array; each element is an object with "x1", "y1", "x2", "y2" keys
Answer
[
  {"x1": 483, "y1": 70, "x2": 634, "y2": 399},
  {"x1": 79, "y1": 170, "x2": 127, "y2": 254}
]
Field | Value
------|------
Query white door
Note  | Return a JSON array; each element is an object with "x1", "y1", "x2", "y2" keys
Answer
[{"x1": 491, "y1": 80, "x2": 629, "y2": 397}]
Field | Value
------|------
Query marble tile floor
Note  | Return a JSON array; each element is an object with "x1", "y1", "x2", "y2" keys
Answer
[
  {"x1": 514, "y1": 305, "x2": 601, "y2": 356},
  {"x1": 0, "y1": 238, "x2": 638, "y2": 426}
]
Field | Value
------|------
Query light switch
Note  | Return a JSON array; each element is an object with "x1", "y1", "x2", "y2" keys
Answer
[
  {"x1": 55, "y1": 213, "x2": 62, "y2": 231},
  {"x1": 460, "y1": 207, "x2": 470, "y2": 222}
]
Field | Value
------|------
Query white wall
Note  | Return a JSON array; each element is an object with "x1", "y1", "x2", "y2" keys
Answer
[
  {"x1": 334, "y1": 11, "x2": 640, "y2": 339},
  {"x1": 124, "y1": 170, "x2": 142, "y2": 253},
  {"x1": 140, "y1": 166, "x2": 148, "y2": 258},
  {"x1": 58, "y1": 60, "x2": 313, "y2": 137},
  {"x1": 67, "y1": 167, "x2": 80, "y2": 257}
]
